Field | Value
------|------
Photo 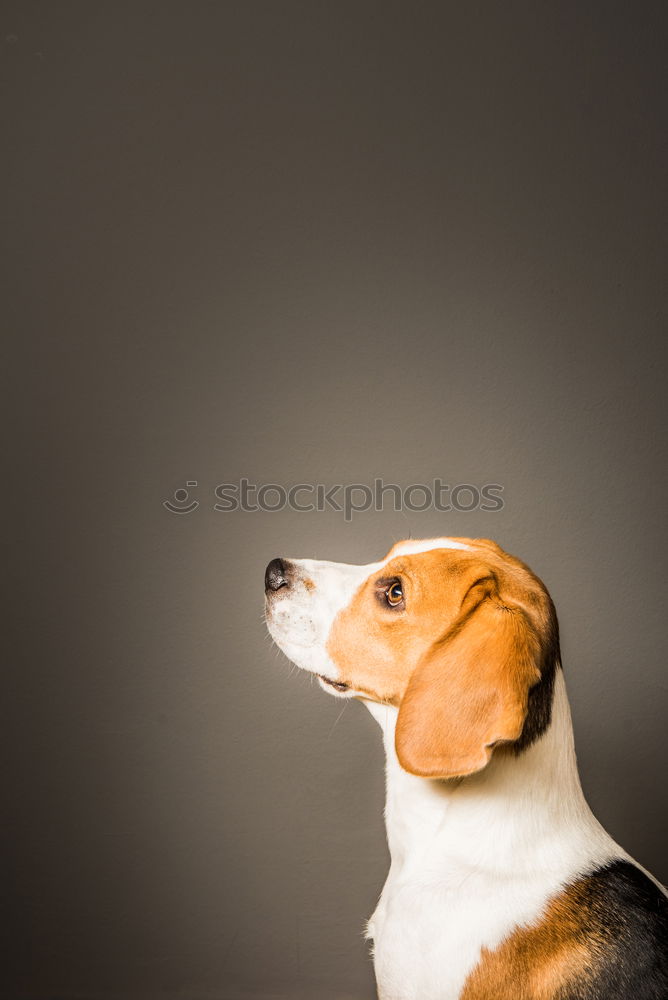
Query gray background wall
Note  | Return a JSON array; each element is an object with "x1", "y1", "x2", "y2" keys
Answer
[{"x1": 3, "y1": 2, "x2": 667, "y2": 998}]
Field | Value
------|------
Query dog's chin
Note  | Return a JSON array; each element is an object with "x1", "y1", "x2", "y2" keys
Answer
[
  {"x1": 267, "y1": 629, "x2": 350, "y2": 695},
  {"x1": 265, "y1": 618, "x2": 355, "y2": 698},
  {"x1": 266, "y1": 627, "x2": 318, "y2": 671}
]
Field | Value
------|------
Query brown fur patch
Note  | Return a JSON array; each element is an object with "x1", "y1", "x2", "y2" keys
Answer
[
  {"x1": 460, "y1": 876, "x2": 603, "y2": 1000},
  {"x1": 326, "y1": 550, "x2": 493, "y2": 705},
  {"x1": 394, "y1": 596, "x2": 542, "y2": 777},
  {"x1": 325, "y1": 539, "x2": 557, "y2": 776},
  {"x1": 326, "y1": 541, "x2": 552, "y2": 701}
]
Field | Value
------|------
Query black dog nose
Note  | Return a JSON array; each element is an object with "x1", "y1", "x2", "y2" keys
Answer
[{"x1": 265, "y1": 557, "x2": 289, "y2": 592}]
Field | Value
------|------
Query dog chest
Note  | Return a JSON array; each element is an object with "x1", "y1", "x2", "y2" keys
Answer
[{"x1": 367, "y1": 869, "x2": 554, "y2": 1000}]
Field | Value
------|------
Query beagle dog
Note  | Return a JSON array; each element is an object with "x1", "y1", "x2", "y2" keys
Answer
[{"x1": 264, "y1": 537, "x2": 667, "y2": 1000}]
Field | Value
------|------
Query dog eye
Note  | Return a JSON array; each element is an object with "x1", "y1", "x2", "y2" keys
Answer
[{"x1": 385, "y1": 581, "x2": 404, "y2": 607}]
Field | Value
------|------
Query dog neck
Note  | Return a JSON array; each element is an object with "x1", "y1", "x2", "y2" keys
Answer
[{"x1": 363, "y1": 668, "x2": 618, "y2": 880}]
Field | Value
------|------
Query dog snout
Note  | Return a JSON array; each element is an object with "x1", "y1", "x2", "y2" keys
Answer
[{"x1": 265, "y1": 557, "x2": 291, "y2": 593}]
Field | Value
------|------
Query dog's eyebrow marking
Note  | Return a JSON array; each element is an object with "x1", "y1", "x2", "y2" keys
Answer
[{"x1": 384, "y1": 538, "x2": 471, "y2": 560}]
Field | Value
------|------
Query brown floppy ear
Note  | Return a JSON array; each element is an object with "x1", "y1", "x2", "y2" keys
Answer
[{"x1": 395, "y1": 581, "x2": 543, "y2": 779}]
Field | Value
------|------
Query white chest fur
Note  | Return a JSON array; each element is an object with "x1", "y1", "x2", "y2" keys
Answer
[{"x1": 363, "y1": 672, "x2": 621, "y2": 1000}]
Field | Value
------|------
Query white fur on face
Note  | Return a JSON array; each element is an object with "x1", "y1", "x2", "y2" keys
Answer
[
  {"x1": 265, "y1": 557, "x2": 381, "y2": 692},
  {"x1": 264, "y1": 538, "x2": 471, "y2": 697},
  {"x1": 387, "y1": 538, "x2": 471, "y2": 556}
]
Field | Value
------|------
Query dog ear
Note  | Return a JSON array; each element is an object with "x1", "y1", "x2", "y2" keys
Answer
[{"x1": 395, "y1": 578, "x2": 544, "y2": 779}]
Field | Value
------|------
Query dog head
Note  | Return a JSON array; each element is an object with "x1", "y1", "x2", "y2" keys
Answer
[{"x1": 264, "y1": 538, "x2": 559, "y2": 779}]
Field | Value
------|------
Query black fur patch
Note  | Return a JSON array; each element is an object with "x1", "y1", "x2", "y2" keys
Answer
[
  {"x1": 514, "y1": 592, "x2": 560, "y2": 754},
  {"x1": 561, "y1": 859, "x2": 668, "y2": 1000}
]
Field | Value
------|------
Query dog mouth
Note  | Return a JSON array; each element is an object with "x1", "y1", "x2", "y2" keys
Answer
[{"x1": 317, "y1": 674, "x2": 350, "y2": 692}]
